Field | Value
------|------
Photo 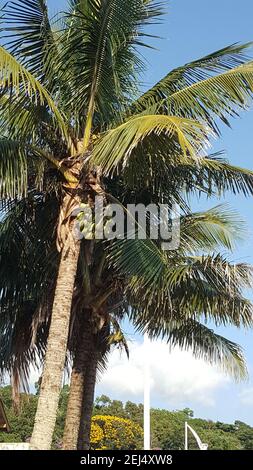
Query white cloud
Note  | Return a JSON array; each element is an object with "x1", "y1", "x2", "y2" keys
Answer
[
  {"x1": 29, "y1": 367, "x2": 41, "y2": 386},
  {"x1": 97, "y1": 340, "x2": 230, "y2": 407},
  {"x1": 239, "y1": 387, "x2": 253, "y2": 406},
  {"x1": 13, "y1": 340, "x2": 230, "y2": 409}
]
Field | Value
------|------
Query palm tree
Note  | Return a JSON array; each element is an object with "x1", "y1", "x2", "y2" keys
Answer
[
  {"x1": 1, "y1": 0, "x2": 253, "y2": 449},
  {"x1": 1, "y1": 193, "x2": 253, "y2": 448},
  {"x1": 74, "y1": 207, "x2": 253, "y2": 450}
]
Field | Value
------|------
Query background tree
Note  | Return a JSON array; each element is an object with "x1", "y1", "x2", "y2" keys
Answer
[
  {"x1": 90, "y1": 415, "x2": 143, "y2": 450},
  {"x1": 1, "y1": 387, "x2": 253, "y2": 450},
  {"x1": 234, "y1": 421, "x2": 253, "y2": 449}
]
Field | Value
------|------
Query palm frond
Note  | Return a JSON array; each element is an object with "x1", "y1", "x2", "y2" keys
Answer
[
  {"x1": 111, "y1": 231, "x2": 253, "y2": 334},
  {"x1": 0, "y1": 0, "x2": 58, "y2": 86},
  {"x1": 0, "y1": 46, "x2": 68, "y2": 139},
  {"x1": 0, "y1": 305, "x2": 48, "y2": 393},
  {"x1": 164, "y1": 62, "x2": 253, "y2": 132},
  {"x1": 62, "y1": 0, "x2": 165, "y2": 129},
  {"x1": 0, "y1": 138, "x2": 28, "y2": 198},
  {"x1": 120, "y1": 148, "x2": 253, "y2": 209},
  {"x1": 132, "y1": 43, "x2": 253, "y2": 134},
  {"x1": 0, "y1": 94, "x2": 45, "y2": 141},
  {"x1": 131, "y1": 274, "x2": 253, "y2": 328},
  {"x1": 179, "y1": 205, "x2": 246, "y2": 253},
  {"x1": 163, "y1": 255, "x2": 252, "y2": 293},
  {"x1": 0, "y1": 195, "x2": 56, "y2": 391},
  {"x1": 174, "y1": 154, "x2": 253, "y2": 198},
  {"x1": 92, "y1": 114, "x2": 211, "y2": 173},
  {"x1": 0, "y1": 138, "x2": 65, "y2": 198},
  {"x1": 0, "y1": 192, "x2": 59, "y2": 313},
  {"x1": 108, "y1": 205, "x2": 248, "y2": 287},
  {"x1": 144, "y1": 319, "x2": 248, "y2": 381}
]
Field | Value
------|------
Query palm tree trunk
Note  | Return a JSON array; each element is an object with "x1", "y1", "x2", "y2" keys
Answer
[
  {"x1": 30, "y1": 193, "x2": 80, "y2": 450},
  {"x1": 62, "y1": 321, "x2": 94, "y2": 450},
  {"x1": 77, "y1": 353, "x2": 98, "y2": 450},
  {"x1": 62, "y1": 370, "x2": 85, "y2": 450}
]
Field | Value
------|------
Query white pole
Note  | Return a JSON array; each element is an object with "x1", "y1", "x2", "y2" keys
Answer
[
  {"x1": 144, "y1": 332, "x2": 151, "y2": 450},
  {"x1": 185, "y1": 422, "x2": 188, "y2": 450}
]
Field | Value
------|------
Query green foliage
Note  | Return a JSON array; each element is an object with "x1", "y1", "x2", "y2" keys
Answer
[
  {"x1": 93, "y1": 395, "x2": 250, "y2": 450},
  {"x1": 0, "y1": 45, "x2": 68, "y2": 140},
  {"x1": 62, "y1": 0, "x2": 164, "y2": 126},
  {"x1": 182, "y1": 408, "x2": 194, "y2": 418},
  {"x1": 90, "y1": 415, "x2": 143, "y2": 450},
  {"x1": 1, "y1": 387, "x2": 253, "y2": 450},
  {"x1": 0, "y1": 385, "x2": 68, "y2": 448},
  {"x1": 92, "y1": 115, "x2": 210, "y2": 174},
  {"x1": 234, "y1": 421, "x2": 253, "y2": 449},
  {"x1": 0, "y1": 386, "x2": 37, "y2": 443},
  {"x1": 1, "y1": 0, "x2": 58, "y2": 82},
  {"x1": 132, "y1": 43, "x2": 253, "y2": 135}
]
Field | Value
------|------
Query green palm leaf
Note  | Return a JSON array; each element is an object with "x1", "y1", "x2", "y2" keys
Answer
[
  {"x1": 0, "y1": 139, "x2": 28, "y2": 198},
  {"x1": 164, "y1": 62, "x2": 253, "y2": 131},
  {"x1": 163, "y1": 255, "x2": 252, "y2": 293},
  {"x1": 0, "y1": 0, "x2": 58, "y2": 84},
  {"x1": 146, "y1": 319, "x2": 248, "y2": 381},
  {"x1": 0, "y1": 46, "x2": 68, "y2": 139},
  {"x1": 92, "y1": 114, "x2": 211, "y2": 172},
  {"x1": 179, "y1": 205, "x2": 246, "y2": 253},
  {"x1": 121, "y1": 149, "x2": 253, "y2": 203},
  {"x1": 132, "y1": 43, "x2": 253, "y2": 133},
  {"x1": 0, "y1": 192, "x2": 59, "y2": 314},
  {"x1": 108, "y1": 206, "x2": 248, "y2": 286},
  {"x1": 176, "y1": 154, "x2": 253, "y2": 198},
  {"x1": 0, "y1": 138, "x2": 69, "y2": 198},
  {"x1": 62, "y1": 0, "x2": 164, "y2": 131}
]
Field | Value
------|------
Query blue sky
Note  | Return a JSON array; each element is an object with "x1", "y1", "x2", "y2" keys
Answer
[{"x1": 47, "y1": 0, "x2": 253, "y2": 425}]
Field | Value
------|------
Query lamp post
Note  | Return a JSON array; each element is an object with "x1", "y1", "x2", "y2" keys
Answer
[{"x1": 144, "y1": 332, "x2": 151, "y2": 450}]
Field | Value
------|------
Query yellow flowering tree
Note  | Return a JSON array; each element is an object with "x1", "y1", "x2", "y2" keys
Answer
[{"x1": 90, "y1": 415, "x2": 143, "y2": 450}]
